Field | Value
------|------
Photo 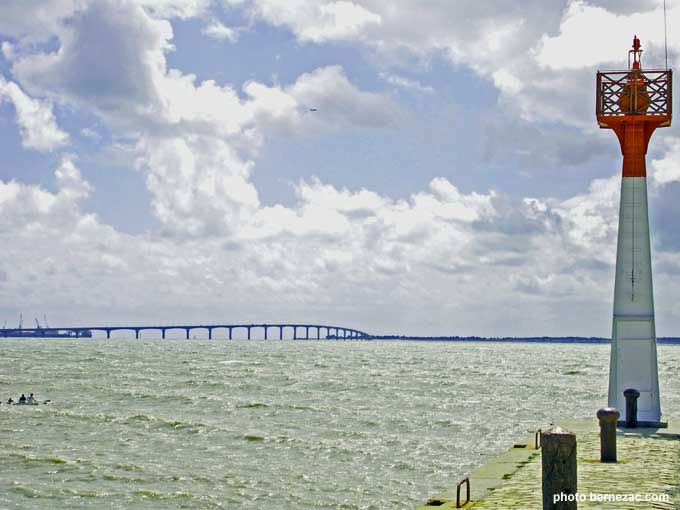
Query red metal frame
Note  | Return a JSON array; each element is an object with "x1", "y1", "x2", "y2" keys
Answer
[{"x1": 596, "y1": 37, "x2": 672, "y2": 178}]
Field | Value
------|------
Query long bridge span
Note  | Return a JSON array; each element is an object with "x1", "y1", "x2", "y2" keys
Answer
[{"x1": 0, "y1": 323, "x2": 370, "y2": 340}]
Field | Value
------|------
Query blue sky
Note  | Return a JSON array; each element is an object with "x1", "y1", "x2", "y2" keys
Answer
[{"x1": 1, "y1": 0, "x2": 680, "y2": 336}]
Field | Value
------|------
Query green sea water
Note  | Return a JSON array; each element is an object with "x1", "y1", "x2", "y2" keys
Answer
[{"x1": 1, "y1": 339, "x2": 678, "y2": 509}]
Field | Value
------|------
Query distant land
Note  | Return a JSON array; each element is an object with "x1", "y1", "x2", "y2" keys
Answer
[{"x1": 351, "y1": 336, "x2": 680, "y2": 344}]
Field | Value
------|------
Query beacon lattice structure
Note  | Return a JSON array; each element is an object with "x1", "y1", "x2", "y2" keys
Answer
[{"x1": 596, "y1": 36, "x2": 672, "y2": 424}]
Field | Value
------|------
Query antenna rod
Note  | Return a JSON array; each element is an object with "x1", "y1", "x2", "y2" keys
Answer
[{"x1": 664, "y1": 0, "x2": 669, "y2": 70}]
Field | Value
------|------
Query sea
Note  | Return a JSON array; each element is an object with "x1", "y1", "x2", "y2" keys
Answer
[{"x1": 1, "y1": 339, "x2": 679, "y2": 509}]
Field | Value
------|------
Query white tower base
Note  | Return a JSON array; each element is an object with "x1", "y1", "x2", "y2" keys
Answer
[{"x1": 608, "y1": 177, "x2": 662, "y2": 424}]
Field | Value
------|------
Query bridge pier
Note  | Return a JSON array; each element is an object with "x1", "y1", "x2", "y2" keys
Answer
[
  {"x1": 185, "y1": 328, "x2": 190, "y2": 340},
  {"x1": 279, "y1": 326, "x2": 283, "y2": 340},
  {"x1": 247, "y1": 327, "x2": 251, "y2": 340},
  {"x1": 208, "y1": 328, "x2": 213, "y2": 340},
  {"x1": 264, "y1": 326, "x2": 268, "y2": 340},
  {"x1": 228, "y1": 327, "x2": 232, "y2": 340},
  {"x1": 106, "y1": 330, "x2": 111, "y2": 339},
  {"x1": 135, "y1": 329, "x2": 139, "y2": 340},
  {"x1": 305, "y1": 326, "x2": 309, "y2": 340},
  {"x1": 162, "y1": 329, "x2": 166, "y2": 339}
]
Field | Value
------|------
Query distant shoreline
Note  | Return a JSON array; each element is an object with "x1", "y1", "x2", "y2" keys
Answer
[{"x1": 349, "y1": 336, "x2": 680, "y2": 344}]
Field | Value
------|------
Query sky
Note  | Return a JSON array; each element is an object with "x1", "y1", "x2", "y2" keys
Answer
[{"x1": 1, "y1": 0, "x2": 680, "y2": 337}]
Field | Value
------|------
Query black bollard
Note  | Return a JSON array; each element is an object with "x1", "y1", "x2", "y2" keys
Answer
[
  {"x1": 541, "y1": 426, "x2": 577, "y2": 509},
  {"x1": 596, "y1": 408, "x2": 620, "y2": 462},
  {"x1": 623, "y1": 388, "x2": 640, "y2": 428}
]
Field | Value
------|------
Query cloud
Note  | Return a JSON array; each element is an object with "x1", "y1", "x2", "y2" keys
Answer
[
  {"x1": 136, "y1": 135, "x2": 260, "y2": 237},
  {"x1": 5, "y1": 0, "x2": 400, "y2": 242},
  {"x1": 244, "y1": 0, "x2": 382, "y2": 43},
  {"x1": 244, "y1": 65, "x2": 401, "y2": 136},
  {"x1": 0, "y1": 155, "x2": 620, "y2": 335},
  {"x1": 0, "y1": 156, "x2": 90, "y2": 231},
  {"x1": 80, "y1": 127, "x2": 100, "y2": 139},
  {"x1": 138, "y1": 0, "x2": 213, "y2": 19},
  {"x1": 650, "y1": 137, "x2": 680, "y2": 187},
  {"x1": 0, "y1": 77, "x2": 69, "y2": 151},
  {"x1": 0, "y1": 0, "x2": 82, "y2": 43},
  {"x1": 379, "y1": 72, "x2": 433, "y2": 94},
  {"x1": 234, "y1": 0, "x2": 679, "y2": 131},
  {"x1": 535, "y1": 1, "x2": 674, "y2": 70},
  {"x1": 12, "y1": 0, "x2": 173, "y2": 122},
  {"x1": 202, "y1": 20, "x2": 240, "y2": 42},
  {"x1": 482, "y1": 116, "x2": 615, "y2": 169}
]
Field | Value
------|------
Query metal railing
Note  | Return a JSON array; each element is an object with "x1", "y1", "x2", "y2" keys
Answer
[{"x1": 596, "y1": 69, "x2": 672, "y2": 117}]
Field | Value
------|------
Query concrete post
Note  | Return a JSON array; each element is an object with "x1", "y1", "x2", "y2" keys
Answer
[
  {"x1": 624, "y1": 388, "x2": 640, "y2": 428},
  {"x1": 541, "y1": 426, "x2": 577, "y2": 510},
  {"x1": 596, "y1": 408, "x2": 620, "y2": 462}
]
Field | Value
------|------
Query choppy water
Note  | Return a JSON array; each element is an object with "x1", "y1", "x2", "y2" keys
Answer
[{"x1": 1, "y1": 339, "x2": 679, "y2": 509}]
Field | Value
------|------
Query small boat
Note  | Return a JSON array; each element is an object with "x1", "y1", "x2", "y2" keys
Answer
[{"x1": 13, "y1": 401, "x2": 40, "y2": 406}]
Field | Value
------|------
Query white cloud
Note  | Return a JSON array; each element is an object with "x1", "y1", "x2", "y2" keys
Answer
[
  {"x1": 80, "y1": 127, "x2": 100, "y2": 139},
  {"x1": 245, "y1": 65, "x2": 400, "y2": 135},
  {"x1": 0, "y1": 0, "x2": 83, "y2": 43},
  {"x1": 0, "y1": 77, "x2": 69, "y2": 151},
  {"x1": 245, "y1": 0, "x2": 382, "y2": 43},
  {"x1": 379, "y1": 72, "x2": 433, "y2": 94},
  {"x1": 0, "y1": 154, "x2": 627, "y2": 334},
  {"x1": 138, "y1": 0, "x2": 213, "y2": 19},
  {"x1": 1, "y1": 41, "x2": 15, "y2": 60},
  {"x1": 137, "y1": 135, "x2": 260, "y2": 237},
  {"x1": 12, "y1": 0, "x2": 173, "y2": 122},
  {"x1": 651, "y1": 137, "x2": 680, "y2": 186},
  {"x1": 202, "y1": 21, "x2": 240, "y2": 42},
  {"x1": 0, "y1": 156, "x2": 90, "y2": 231},
  {"x1": 535, "y1": 1, "x2": 676, "y2": 70},
  {"x1": 233, "y1": 0, "x2": 680, "y2": 134},
  {"x1": 5, "y1": 0, "x2": 399, "y2": 242},
  {"x1": 553, "y1": 174, "x2": 620, "y2": 260}
]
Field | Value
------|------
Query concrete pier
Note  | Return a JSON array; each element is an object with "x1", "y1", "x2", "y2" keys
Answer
[{"x1": 418, "y1": 420, "x2": 679, "y2": 509}]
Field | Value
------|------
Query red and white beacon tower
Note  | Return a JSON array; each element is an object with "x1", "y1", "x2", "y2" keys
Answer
[{"x1": 596, "y1": 36, "x2": 672, "y2": 425}]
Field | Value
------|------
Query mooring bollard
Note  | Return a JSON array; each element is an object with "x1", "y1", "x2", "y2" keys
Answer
[
  {"x1": 596, "y1": 408, "x2": 620, "y2": 462},
  {"x1": 624, "y1": 388, "x2": 640, "y2": 428},
  {"x1": 541, "y1": 426, "x2": 577, "y2": 509}
]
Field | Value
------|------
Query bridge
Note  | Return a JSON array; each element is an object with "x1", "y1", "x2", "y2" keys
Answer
[{"x1": 0, "y1": 323, "x2": 370, "y2": 340}]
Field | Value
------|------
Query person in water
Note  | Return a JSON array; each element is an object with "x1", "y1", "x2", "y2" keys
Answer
[
  {"x1": 18, "y1": 394, "x2": 26, "y2": 403},
  {"x1": 27, "y1": 393, "x2": 34, "y2": 403},
  {"x1": 6, "y1": 397, "x2": 13, "y2": 404}
]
